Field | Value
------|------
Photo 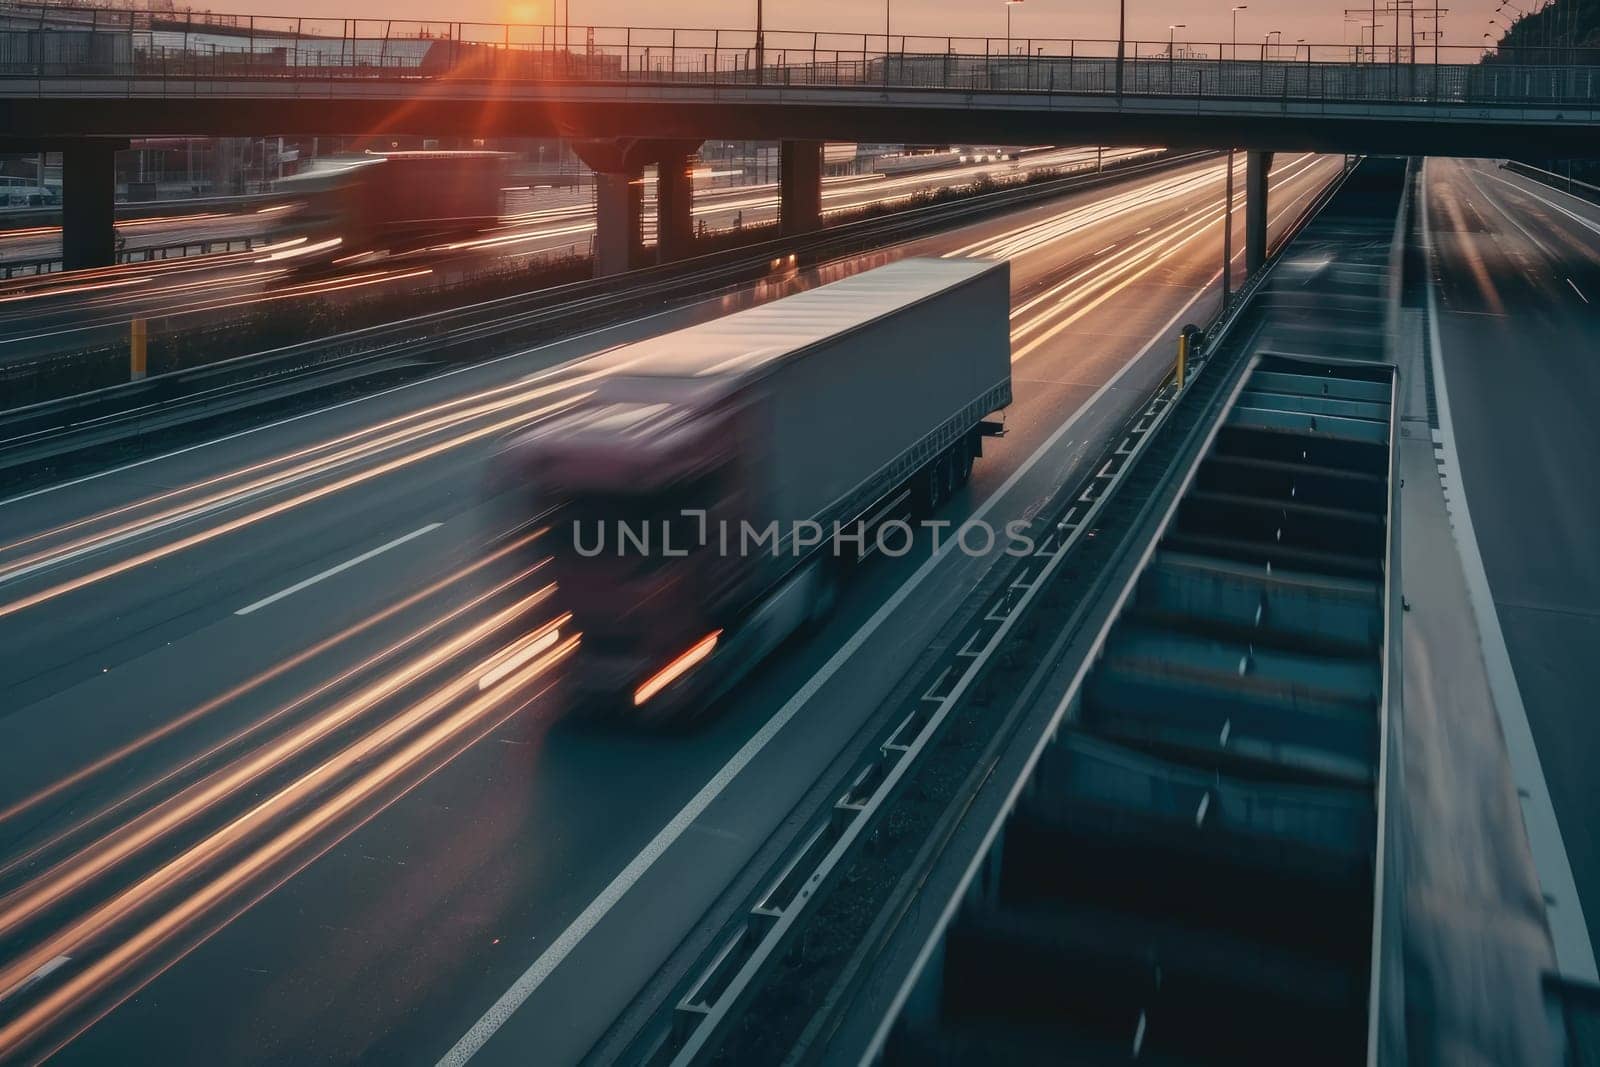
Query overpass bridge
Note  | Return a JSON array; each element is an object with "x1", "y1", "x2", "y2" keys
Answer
[{"x1": 5, "y1": 3, "x2": 1600, "y2": 270}]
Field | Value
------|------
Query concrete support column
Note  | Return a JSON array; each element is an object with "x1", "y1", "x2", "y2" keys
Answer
[
  {"x1": 655, "y1": 149, "x2": 695, "y2": 264},
  {"x1": 575, "y1": 138, "x2": 700, "y2": 278},
  {"x1": 62, "y1": 141, "x2": 118, "y2": 271},
  {"x1": 1245, "y1": 150, "x2": 1273, "y2": 275},
  {"x1": 593, "y1": 169, "x2": 642, "y2": 278},
  {"x1": 779, "y1": 140, "x2": 823, "y2": 237}
]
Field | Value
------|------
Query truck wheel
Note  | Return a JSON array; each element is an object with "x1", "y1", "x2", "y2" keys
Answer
[
  {"x1": 955, "y1": 440, "x2": 975, "y2": 486},
  {"x1": 920, "y1": 459, "x2": 946, "y2": 514}
]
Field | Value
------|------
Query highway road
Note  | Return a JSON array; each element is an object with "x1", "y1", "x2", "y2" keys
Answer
[
  {"x1": 0, "y1": 146, "x2": 1147, "y2": 364},
  {"x1": 0, "y1": 149, "x2": 1343, "y2": 1064},
  {"x1": 0, "y1": 144, "x2": 1135, "y2": 275},
  {"x1": 0, "y1": 209, "x2": 273, "y2": 275},
  {"x1": 1423, "y1": 157, "x2": 1600, "y2": 976}
]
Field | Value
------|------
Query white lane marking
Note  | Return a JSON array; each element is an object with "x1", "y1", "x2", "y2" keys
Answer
[
  {"x1": 1422, "y1": 161, "x2": 1598, "y2": 982},
  {"x1": 234, "y1": 523, "x2": 442, "y2": 616},
  {"x1": 436, "y1": 271, "x2": 1219, "y2": 1067},
  {"x1": 0, "y1": 954, "x2": 70, "y2": 1003},
  {"x1": 1483, "y1": 169, "x2": 1600, "y2": 239},
  {"x1": 1094, "y1": 243, "x2": 1117, "y2": 255},
  {"x1": 1460, "y1": 163, "x2": 1560, "y2": 262},
  {"x1": 1568, "y1": 278, "x2": 1589, "y2": 304}
]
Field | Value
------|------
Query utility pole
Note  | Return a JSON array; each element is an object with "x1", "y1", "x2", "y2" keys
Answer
[{"x1": 1115, "y1": 0, "x2": 1125, "y2": 95}]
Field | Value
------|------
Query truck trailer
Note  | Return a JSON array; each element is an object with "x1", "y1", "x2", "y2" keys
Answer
[
  {"x1": 503, "y1": 257, "x2": 1012, "y2": 719},
  {"x1": 274, "y1": 150, "x2": 509, "y2": 262}
]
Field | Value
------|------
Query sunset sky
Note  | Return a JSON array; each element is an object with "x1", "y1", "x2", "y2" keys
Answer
[{"x1": 219, "y1": 0, "x2": 1502, "y2": 54}]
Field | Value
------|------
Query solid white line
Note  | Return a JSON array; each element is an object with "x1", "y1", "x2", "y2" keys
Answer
[
  {"x1": 234, "y1": 522, "x2": 441, "y2": 617},
  {"x1": 1422, "y1": 161, "x2": 1597, "y2": 981},
  {"x1": 436, "y1": 271, "x2": 1218, "y2": 1067},
  {"x1": 1568, "y1": 278, "x2": 1589, "y2": 304},
  {"x1": 1483, "y1": 170, "x2": 1600, "y2": 239}
]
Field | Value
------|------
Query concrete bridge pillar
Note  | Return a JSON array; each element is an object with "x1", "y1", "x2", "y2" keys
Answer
[
  {"x1": 654, "y1": 148, "x2": 696, "y2": 265},
  {"x1": 62, "y1": 141, "x2": 119, "y2": 271},
  {"x1": 779, "y1": 140, "x2": 823, "y2": 237},
  {"x1": 1246, "y1": 150, "x2": 1273, "y2": 275},
  {"x1": 592, "y1": 170, "x2": 643, "y2": 278},
  {"x1": 574, "y1": 138, "x2": 702, "y2": 276}
]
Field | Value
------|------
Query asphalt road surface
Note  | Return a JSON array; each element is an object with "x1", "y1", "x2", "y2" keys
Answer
[
  {"x1": 0, "y1": 146, "x2": 1149, "y2": 365},
  {"x1": 0, "y1": 151, "x2": 1342, "y2": 1065},
  {"x1": 1423, "y1": 157, "x2": 1600, "y2": 977}
]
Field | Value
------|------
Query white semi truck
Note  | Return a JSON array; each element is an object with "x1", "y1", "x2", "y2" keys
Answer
[{"x1": 504, "y1": 257, "x2": 1012, "y2": 719}]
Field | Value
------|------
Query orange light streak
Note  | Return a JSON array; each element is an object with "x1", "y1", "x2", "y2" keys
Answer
[
  {"x1": 633, "y1": 631, "x2": 722, "y2": 706},
  {"x1": 0, "y1": 535, "x2": 547, "y2": 844},
  {"x1": 0, "y1": 394, "x2": 585, "y2": 620},
  {"x1": 0, "y1": 635, "x2": 577, "y2": 1057},
  {"x1": 0, "y1": 584, "x2": 557, "y2": 945}
]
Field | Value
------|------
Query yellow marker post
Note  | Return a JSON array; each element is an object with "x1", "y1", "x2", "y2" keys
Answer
[
  {"x1": 130, "y1": 317, "x2": 147, "y2": 381},
  {"x1": 1176, "y1": 330, "x2": 1187, "y2": 391}
]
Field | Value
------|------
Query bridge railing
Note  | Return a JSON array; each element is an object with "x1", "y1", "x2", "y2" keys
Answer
[{"x1": 3, "y1": 2, "x2": 1600, "y2": 107}]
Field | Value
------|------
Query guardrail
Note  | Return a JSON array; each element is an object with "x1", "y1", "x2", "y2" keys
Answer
[
  {"x1": 2, "y1": 3, "x2": 1599, "y2": 107},
  {"x1": 1, "y1": 234, "x2": 259, "y2": 278},
  {"x1": 0, "y1": 148, "x2": 1210, "y2": 486},
  {"x1": 607, "y1": 156, "x2": 1365, "y2": 1067},
  {"x1": 1501, "y1": 159, "x2": 1600, "y2": 206},
  {"x1": 861, "y1": 161, "x2": 1407, "y2": 1066}
]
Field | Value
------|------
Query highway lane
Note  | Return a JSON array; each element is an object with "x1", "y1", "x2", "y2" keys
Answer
[
  {"x1": 0, "y1": 143, "x2": 1139, "y2": 334},
  {"x1": 0, "y1": 208, "x2": 276, "y2": 274},
  {"x1": 1423, "y1": 157, "x2": 1600, "y2": 976},
  {"x1": 0, "y1": 150, "x2": 1344, "y2": 1064},
  {"x1": 0, "y1": 146, "x2": 1147, "y2": 362}
]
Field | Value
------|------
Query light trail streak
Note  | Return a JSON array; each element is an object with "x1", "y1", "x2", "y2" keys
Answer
[
  {"x1": 0, "y1": 394, "x2": 583, "y2": 620},
  {"x1": 0, "y1": 275, "x2": 149, "y2": 304},
  {"x1": 633, "y1": 631, "x2": 721, "y2": 706},
  {"x1": 1012, "y1": 154, "x2": 1327, "y2": 361},
  {"x1": 0, "y1": 584, "x2": 558, "y2": 948},
  {"x1": 0, "y1": 534, "x2": 547, "y2": 847},
  {"x1": 24, "y1": 670, "x2": 564, "y2": 1067},
  {"x1": 1008, "y1": 154, "x2": 1320, "y2": 325},
  {"x1": 477, "y1": 616, "x2": 566, "y2": 690},
  {"x1": 0, "y1": 633, "x2": 578, "y2": 1060},
  {"x1": 0, "y1": 342, "x2": 656, "y2": 582},
  {"x1": 0, "y1": 152, "x2": 1343, "y2": 1058}
]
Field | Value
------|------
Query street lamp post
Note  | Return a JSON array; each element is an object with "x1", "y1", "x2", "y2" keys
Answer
[
  {"x1": 755, "y1": 0, "x2": 764, "y2": 83},
  {"x1": 1264, "y1": 29, "x2": 1282, "y2": 60},
  {"x1": 1115, "y1": 0, "x2": 1125, "y2": 96},
  {"x1": 1006, "y1": 0, "x2": 1023, "y2": 57},
  {"x1": 1170, "y1": 23, "x2": 1186, "y2": 55},
  {"x1": 1232, "y1": 5, "x2": 1248, "y2": 61}
]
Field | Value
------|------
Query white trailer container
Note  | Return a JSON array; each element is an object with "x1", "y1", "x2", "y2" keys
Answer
[{"x1": 508, "y1": 257, "x2": 1012, "y2": 717}]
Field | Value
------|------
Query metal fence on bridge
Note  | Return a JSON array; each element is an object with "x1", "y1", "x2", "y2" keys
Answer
[{"x1": 2, "y1": 2, "x2": 1599, "y2": 107}]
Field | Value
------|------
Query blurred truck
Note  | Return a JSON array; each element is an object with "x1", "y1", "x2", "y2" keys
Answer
[
  {"x1": 499, "y1": 257, "x2": 1012, "y2": 720},
  {"x1": 273, "y1": 150, "x2": 510, "y2": 262}
]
